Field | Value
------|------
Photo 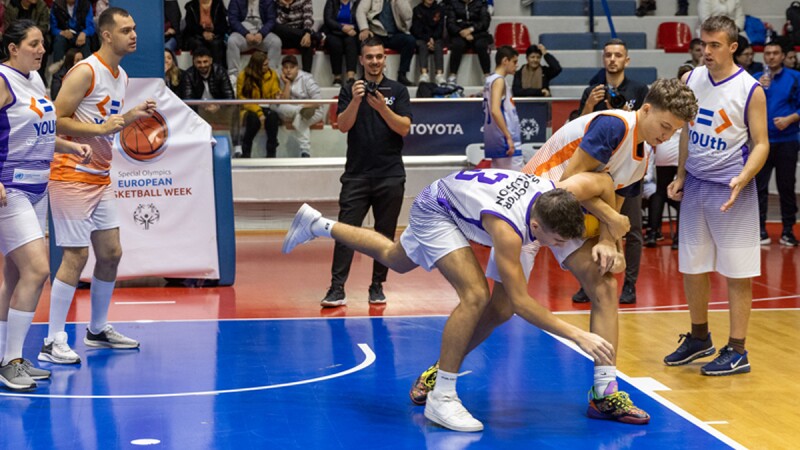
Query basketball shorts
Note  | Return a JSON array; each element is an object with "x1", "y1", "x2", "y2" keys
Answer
[
  {"x1": 0, "y1": 189, "x2": 48, "y2": 255},
  {"x1": 49, "y1": 180, "x2": 119, "y2": 248},
  {"x1": 399, "y1": 184, "x2": 471, "y2": 271},
  {"x1": 678, "y1": 173, "x2": 760, "y2": 278}
]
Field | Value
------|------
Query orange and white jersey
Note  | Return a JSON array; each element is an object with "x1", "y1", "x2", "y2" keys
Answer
[
  {"x1": 522, "y1": 110, "x2": 648, "y2": 190},
  {"x1": 50, "y1": 53, "x2": 128, "y2": 185}
]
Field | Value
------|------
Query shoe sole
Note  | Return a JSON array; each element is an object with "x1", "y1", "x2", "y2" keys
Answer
[
  {"x1": 663, "y1": 346, "x2": 716, "y2": 366},
  {"x1": 368, "y1": 298, "x2": 387, "y2": 305},
  {"x1": 586, "y1": 404, "x2": 650, "y2": 425},
  {"x1": 83, "y1": 338, "x2": 140, "y2": 349},
  {"x1": 424, "y1": 406, "x2": 484, "y2": 432},
  {"x1": 410, "y1": 392, "x2": 427, "y2": 406},
  {"x1": 0, "y1": 374, "x2": 36, "y2": 391},
  {"x1": 701, "y1": 364, "x2": 751, "y2": 376},
  {"x1": 282, "y1": 204, "x2": 317, "y2": 254},
  {"x1": 320, "y1": 299, "x2": 347, "y2": 308},
  {"x1": 37, "y1": 352, "x2": 81, "y2": 365}
]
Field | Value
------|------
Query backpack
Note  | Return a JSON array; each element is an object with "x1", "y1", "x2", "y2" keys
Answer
[
  {"x1": 416, "y1": 81, "x2": 464, "y2": 98},
  {"x1": 744, "y1": 15, "x2": 767, "y2": 45},
  {"x1": 787, "y1": 1, "x2": 800, "y2": 46}
]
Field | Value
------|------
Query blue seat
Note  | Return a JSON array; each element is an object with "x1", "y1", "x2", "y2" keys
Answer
[
  {"x1": 596, "y1": 32, "x2": 648, "y2": 49},
  {"x1": 550, "y1": 67, "x2": 658, "y2": 86},
  {"x1": 531, "y1": 0, "x2": 636, "y2": 16},
  {"x1": 591, "y1": 0, "x2": 637, "y2": 16},
  {"x1": 625, "y1": 67, "x2": 658, "y2": 84},
  {"x1": 539, "y1": 33, "x2": 596, "y2": 50}
]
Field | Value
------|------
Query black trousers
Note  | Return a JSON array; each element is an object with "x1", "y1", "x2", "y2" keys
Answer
[
  {"x1": 326, "y1": 32, "x2": 359, "y2": 76},
  {"x1": 272, "y1": 24, "x2": 314, "y2": 72},
  {"x1": 620, "y1": 193, "x2": 643, "y2": 285},
  {"x1": 330, "y1": 176, "x2": 405, "y2": 288},
  {"x1": 648, "y1": 165, "x2": 680, "y2": 236},
  {"x1": 448, "y1": 33, "x2": 493, "y2": 76},
  {"x1": 241, "y1": 108, "x2": 280, "y2": 158},
  {"x1": 756, "y1": 140, "x2": 799, "y2": 231}
]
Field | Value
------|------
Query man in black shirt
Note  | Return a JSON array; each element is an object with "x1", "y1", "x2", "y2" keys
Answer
[
  {"x1": 322, "y1": 36, "x2": 413, "y2": 307},
  {"x1": 576, "y1": 38, "x2": 649, "y2": 305}
]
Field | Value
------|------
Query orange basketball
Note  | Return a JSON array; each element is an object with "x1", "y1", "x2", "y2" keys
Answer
[{"x1": 120, "y1": 111, "x2": 169, "y2": 161}]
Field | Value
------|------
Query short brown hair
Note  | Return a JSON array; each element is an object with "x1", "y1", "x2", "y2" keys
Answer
[
  {"x1": 531, "y1": 189, "x2": 585, "y2": 240},
  {"x1": 644, "y1": 78, "x2": 698, "y2": 123},
  {"x1": 701, "y1": 15, "x2": 738, "y2": 45}
]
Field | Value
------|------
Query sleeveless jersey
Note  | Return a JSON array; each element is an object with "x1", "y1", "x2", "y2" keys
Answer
[
  {"x1": 483, "y1": 73, "x2": 521, "y2": 158},
  {"x1": 0, "y1": 64, "x2": 56, "y2": 199},
  {"x1": 684, "y1": 65, "x2": 759, "y2": 184},
  {"x1": 50, "y1": 53, "x2": 128, "y2": 185},
  {"x1": 435, "y1": 168, "x2": 555, "y2": 246},
  {"x1": 522, "y1": 110, "x2": 647, "y2": 190}
]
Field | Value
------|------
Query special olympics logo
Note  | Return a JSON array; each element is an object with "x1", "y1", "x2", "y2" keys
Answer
[
  {"x1": 120, "y1": 111, "x2": 169, "y2": 162},
  {"x1": 133, "y1": 204, "x2": 160, "y2": 230},
  {"x1": 521, "y1": 118, "x2": 540, "y2": 140}
]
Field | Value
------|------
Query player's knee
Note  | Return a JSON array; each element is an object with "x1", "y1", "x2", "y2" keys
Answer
[
  {"x1": 459, "y1": 285, "x2": 491, "y2": 310},
  {"x1": 62, "y1": 248, "x2": 90, "y2": 271},
  {"x1": 26, "y1": 264, "x2": 50, "y2": 285},
  {"x1": 96, "y1": 246, "x2": 123, "y2": 266}
]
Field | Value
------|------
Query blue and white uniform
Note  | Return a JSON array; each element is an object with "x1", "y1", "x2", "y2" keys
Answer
[
  {"x1": 483, "y1": 73, "x2": 522, "y2": 169},
  {"x1": 400, "y1": 169, "x2": 555, "y2": 271},
  {"x1": 681, "y1": 65, "x2": 761, "y2": 278},
  {"x1": 0, "y1": 64, "x2": 57, "y2": 255}
]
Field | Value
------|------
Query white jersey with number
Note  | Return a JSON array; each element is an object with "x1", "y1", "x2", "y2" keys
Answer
[
  {"x1": 684, "y1": 65, "x2": 759, "y2": 184},
  {"x1": 436, "y1": 168, "x2": 555, "y2": 246},
  {"x1": 483, "y1": 73, "x2": 521, "y2": 158}
]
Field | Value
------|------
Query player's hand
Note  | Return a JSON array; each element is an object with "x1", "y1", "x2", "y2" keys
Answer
[
  {"x1": 606, "y1": 212, "x2": 631, "y2": 241},
  {"x1": 505, "y1": 135, "x2": 515, "y2": 156},
  {"x1": 130, "y1": 99, "x2": 157, "y2": 121},
  {"x1": 667, "y1": 177, "x2": 684, "y2": 201},
  {"x1": 591, "y1": 241, "x2": 618, "y2": 274},
  {"x1": 610, "y1": 251, "x2": 626, "y2": 273},
  {"x1": 0, "y1": 182, "x2": 6, "y2": 207},
  {"x1": 102, "y1": 115, "x2": 125, "y2": 134},
  {"x1": 722, "y1": 174, "x2": 747, "y2": 212},
  {"x1": 69, "y1": 143, "x2": 93, "y2": 163},
  {"x1": 574, "y1": 330, "x2": 615, "y2": 366}
]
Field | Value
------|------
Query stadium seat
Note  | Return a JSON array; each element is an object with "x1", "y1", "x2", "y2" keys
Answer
[
  {"x1": 494, "y1": 22, "x2": 532, "y2": 53},
  {"x1": 540, "y1": 33, "x2": 595, "y2": 50},
  {"x1": 596, "y1": 32, "x2": 647, "y2": 49},
  {"x1": 550, "y1": 67, "x2": 658, "y2": 86},
  {"x1": 656, "y1": 22, "x2": 692, "y2": 53},
  {"x1": 532, "y1": 0, "x2": 636, "y2": 16}
]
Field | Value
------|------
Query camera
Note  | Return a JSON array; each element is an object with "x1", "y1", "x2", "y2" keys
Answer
[
  {"x1": 365, "y1": 81, "x2": 379, "y2": 96},
  {"x1": 605, "y1": 85, "x2": 627, "y2": 109}
]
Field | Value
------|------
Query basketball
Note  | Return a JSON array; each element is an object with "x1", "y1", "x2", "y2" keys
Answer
[
  {"x1": 583, "y1": 214, "x2": 600, "y2": 239},
  {"x1": 120, "y1": 111, "x2": 168, "y2": 161}
]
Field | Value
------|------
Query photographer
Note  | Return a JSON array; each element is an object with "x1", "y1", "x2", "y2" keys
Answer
[
  {"x1": 321, "y1": 36, "x2": 413, "y2": 308},
  {"x1": 574, "y1": 38, "x2": 649, "y2": 305}
]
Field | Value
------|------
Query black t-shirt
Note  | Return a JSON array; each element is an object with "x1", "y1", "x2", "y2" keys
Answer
[
  {"x1": 579, "y1": 75, "x2": 650, "y2": 114},
  {"x1": 337, "y1": 77, "x2": 413, "y2": 178}
]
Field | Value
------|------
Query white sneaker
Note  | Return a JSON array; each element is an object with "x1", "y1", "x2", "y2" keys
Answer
[
  {"x1": 38, "y1": 331, "x2": 81, "y2": 364},
  {"x1": 447, "y1": 74, "x2": 458, "y2": 84},
  {"x1": 233, "y1": 145, "x2": 243, "y2": 158},
  {"x1": 282, "y1": 203, "x2": 322, "y2": 254},
  {"x1": 435, "y1": 73, "x2": 446, "y2": 84},
  {"x1": 419, "y1": 72, "x2": 430, "y2": 83},
  {"x1": 84, "y1": 324, "x2": 140, "y2": 349},
  {"x1": 424, "y1": 390, "x2": 484, "y2": 432}
]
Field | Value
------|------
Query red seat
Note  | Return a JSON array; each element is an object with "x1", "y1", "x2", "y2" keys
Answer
[
  {"x1": 656, "y1": 22, "x2": 692, "y2": 53},
  {"x1": 494, "y1": 22, "x2": 532, "y2": 53}
]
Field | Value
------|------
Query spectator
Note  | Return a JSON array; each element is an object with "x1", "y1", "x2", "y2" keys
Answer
[
  {"x1": 163, "y1": 0, "x2": 181, "y2": 53},
  {"x1": 91, "y1": 0, "x2": 107, "y2": 17},
  {"x1": 0, "y1": 3, "x2": 6, "y2": 40},
  {"x1": 5, "y1": 0, "x2": 51, "y2": 81},
  {"x1": 698, "y1": 0, "x2": 744, "y2": 31},
  {"x1": 633, "y1": 0, "x2": 688, "y2": 16},
  {"x1": 227, "y1": 0, "x2": 282, "y2": 83},
  {"x1": 181, "y1": 47, "x2": 243, "y2": 157},
  {"x1": 484, "y1": 46, "x2": 522, "y2": 170},
  {"x1": 183, "y1": 0, "x2": 228, "y2": 70},
  {"x1": 237, "y1": 51, "x2": 282, "y2": 158},
  {"x1": 687, "y1": 38, "x2": 704, "y2": 66},
  {"x1": 411, "y1": 0, "x2": 445, "y2": 84},
  {"x1": 753, "y1": 42, "x2": 800, "y2": 246},
  {"x1": 50, "y1": 47, "x2": 82, "y2": 100},
  {"x1": 356, "y1": 0, "x2": 415, "y2": 86},
  {"x1": 276, "y1": 55, "x2": 324, "y2": 157},
  {"x1": 274, "y1": 0, "x2": 317, "y2": 73},
  {"x1": 49, "y1": 0, "x2": 94, "y2": 63},
  {"x1": 444, "y1": 0, "x2": 493, "y2": 84},
  {"x1": 163, "y1": 48, "x2": 183, "y2": 97},
  {"x1": 322, "y1": 0, "x2": 359, "y2": 85},
  {"x1": 512, "y1": 44, "x2": 561, "y2": 97},
  {"x1": 786, "y1": 49, "x2": 798, "y2": 69},
  {"x1": 735, "y1": 41, "x2": 763, "y2": 76}
]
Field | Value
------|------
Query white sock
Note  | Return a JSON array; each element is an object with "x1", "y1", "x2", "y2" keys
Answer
[
  {"x1": 89, "y1": 276, "x2": 115, "y2": 334},
  {"x1": 433, "y1": 369, "x2": 458, "y2": 396},
  {"x1": 0, "y1": 320, "x2": 7, "y2": 361},
  {"x1": 593, "y1": 365, "x2": 617, "y2": 397},
  {"x1": 311, "y1": 217, "x2": 336, "y2": 239},
  {"x1": 48, "y1": 278, "x2": 77, "y2": 340},
  {"x1": 2, "y1": 309, "x2": 35, "y2": 365}
]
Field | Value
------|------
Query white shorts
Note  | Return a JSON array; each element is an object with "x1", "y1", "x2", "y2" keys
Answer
[
  {"x1": 486, "y1": 236, "x2": 585, "y2": 282},
  {"x1": 399, "y1": 184, "x2": 471, "y2": 271},
  {"x1": 678, "y1": 173, "x2": 760, "y2": 278},
  {"x1": 0, "y1": 189, "x2": 47, "y2": 255},
  {"x1": 49, "y1": 181, "x2": 119, "y2": 248}
]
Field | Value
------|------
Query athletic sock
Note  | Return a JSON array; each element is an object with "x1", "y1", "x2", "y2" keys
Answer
[
  {"x1": 727, "y1": 337, "x2": 746, "y2": 354},
  {"x1": 433, "y1": 369, "x2": 458, "y2": 396},
  {"x1": 0, "y1": 320, "x2": 7, "y2": 361},
  {"x1": 311, "y1": 217, "x2": 336, "y2": 238},
  {"x1": 48, "y1": 278, "x2": 77, "y2": 341},
  {"x1": 593, "y1": 366, "x2": 617, "y2": 398},
  {"x1": 2, "y1": 309, "x2": 34, "y2": 365},
  {"x1": 691, "y1": 322, "x2": 709, "y2": 341},
  {"x1": 89, "y1": 276, "x2": 115, "y2": 335}
]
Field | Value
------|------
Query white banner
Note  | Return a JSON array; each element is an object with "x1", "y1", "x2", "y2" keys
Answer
[{"x1": 80, "y1": 78, "x2": 220, "y2": 280}]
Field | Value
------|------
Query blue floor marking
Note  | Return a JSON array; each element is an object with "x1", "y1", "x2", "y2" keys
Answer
[{"x1": 0, "y1": 317, "x2": 736, "y2": 449}]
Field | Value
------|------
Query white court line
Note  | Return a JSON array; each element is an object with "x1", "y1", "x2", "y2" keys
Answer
[
  {"x1": 115, "y1": 301, "x2": 176, "y2": 305},
  {"x1": 0, "y1": 343, "x2": 375, "y2": 400},
  {"x1": 621, "y1": 294, "x2": 800, "y2": 312},
  {"x1": 546, "y1": 332, "x2": 746, "y2": 450},
  {"x1": 705, "y1": 421, "x2": 730, "y2": 425}
]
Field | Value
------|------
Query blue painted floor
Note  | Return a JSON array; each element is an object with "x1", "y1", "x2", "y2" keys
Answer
[{"x1": 1, "y1": 317, "x2": 733, "y2": 449}]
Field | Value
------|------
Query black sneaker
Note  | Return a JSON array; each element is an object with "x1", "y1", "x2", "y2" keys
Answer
[
  {"x1": 368, "y1": 283, "x2": 386, "y2": 304},
  {"x1": 320, "y1": 286, "x2": 346, "y2": 308},
  {"x1": 619, "y1": 281, "x2": 636, "y2": 304},
  {"x1": 397, "y1": 74, "x2": 413, "y2": 86},
  {"x1": 671, "y1": 235, "x2": 679, "y2": 250},
  {"x1": 675, "y1": 6, "x2": 688, "y2": 15},
  {"x1": 572, "y1": 288, "x2": 590, "y2": 303},
  {"x1": 760, "y1": 230, "x2": 771, "y2": 245},
  {"x1": 780, "y1": 232, "x2": 798, "y2": 247},
  {"x1": 634, "y1": 0, "x2": 655, "y2": 17},
  {"x1": 664, "y1": 332, "x2": 715, "y2": 366},
  {"x1": 644, "y1": 230, "x2": 658, "y2": 248}
]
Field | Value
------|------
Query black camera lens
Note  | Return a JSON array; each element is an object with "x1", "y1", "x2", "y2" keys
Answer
[
  {"x1": 605, "y1": 85, "x2": 626, "y2": 109},
  {"x1": 365, "y1": 81, "x2": 379, "y2": 95}
]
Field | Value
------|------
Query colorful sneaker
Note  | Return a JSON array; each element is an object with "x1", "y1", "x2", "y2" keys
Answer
[
  {"x1": 410, "y1": 362, "x2": 439, "y2": 405},
  {"x1": 424, "y1": 390, "x2": 484, "y2": 432},
  {"x1": 84, "y1": 325, "x2": 140, "y2": 349},
  {"x1": 701, "y1": 346, "x2": 750, "y2": 376},
  {"x1": 368, "y1": 283, "x2": 387, "y2": 304},
  {"x1": 0, "y1": 358, "x2": 37, "y2": 391},
  {"x1": 38, "y1": 331, "x2": 81, "y2": 364},
  {"x1": 21, "y1": 359, "x2": 51, "y2": 380},
  {"x1": 663, "y1": 332, "x2": 715, "y2": 366},
  {"x1": 282, "y1": 203, "x2": 322, "y2": 254},
  {"x1": 320, "y1": 286, "x2": 346, "y2": 307},
  {"x1": 587, "y1": 383, "x2": 650, "y2": 425}
]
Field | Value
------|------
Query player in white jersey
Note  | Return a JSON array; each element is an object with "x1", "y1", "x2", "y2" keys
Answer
[
  {"x1": 664, "y1": 15, "x2": 769, "y2": 376},
  {"x1": 483, "y1": 46, "x2": 522, "y2": 170},
  {"x1": 0, "y1": 21, "x2": 91, "y2": 391},
  {"x1": 283, "y1": 169, "x2": 619, "y2": 432},
  {"x1": 38, "y1": 8, "x2": 157, "y2": 365}
]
